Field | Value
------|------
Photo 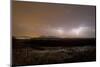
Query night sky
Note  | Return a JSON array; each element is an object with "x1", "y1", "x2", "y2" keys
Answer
[{"x1": 12, "y1": 1, "x2": 96, "y2": 38}]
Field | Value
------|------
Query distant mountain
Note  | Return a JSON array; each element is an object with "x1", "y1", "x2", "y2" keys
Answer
[
  {"x1": 12, "y1": 35, "x2": 62, "y2": 40},
  {"x1": 38, "y1": 36, "x2": 60, "y2": 38},
  {"x1": 13, "y1": 36, "x2": 32, "y2": 39}
]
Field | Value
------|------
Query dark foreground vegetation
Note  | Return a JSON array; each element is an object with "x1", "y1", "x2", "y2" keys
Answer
[{"x1": 12, "y1": 37, "x2": 96, "y2": 66}]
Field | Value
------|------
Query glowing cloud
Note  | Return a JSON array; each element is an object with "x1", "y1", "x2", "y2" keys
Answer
[
  {"x1": 71, "y1": 26, "x2": 88, "y2": 36},
  {"x1": 56, "y1": 28, "x2": 64, "y2": 35}
]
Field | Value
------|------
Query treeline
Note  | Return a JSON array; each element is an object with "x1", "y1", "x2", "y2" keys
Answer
[{"x1": 12, "y1": 36, "x2": 96, "y2": 48}]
